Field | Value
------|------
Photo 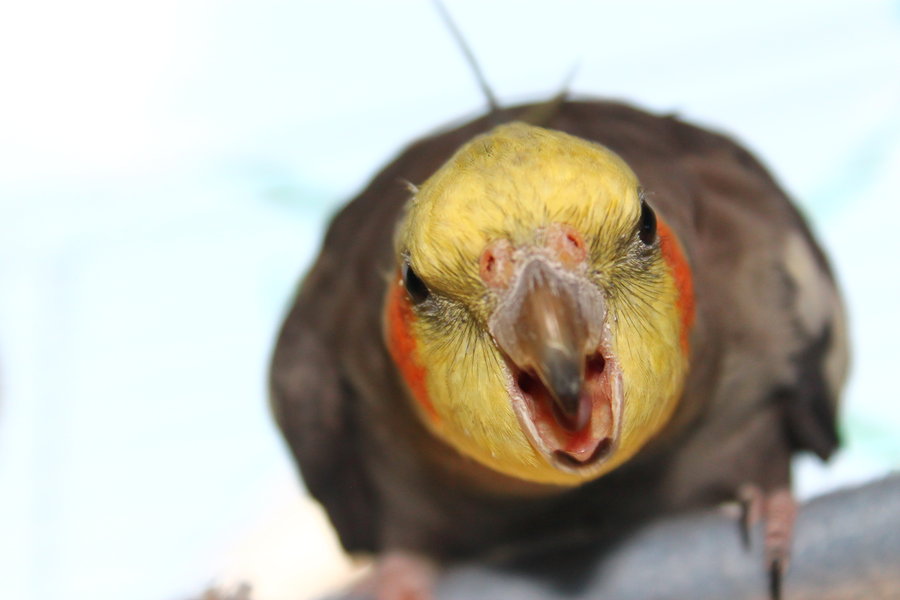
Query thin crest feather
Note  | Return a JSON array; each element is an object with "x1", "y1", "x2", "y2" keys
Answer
[{"x1": 432, "y1": 0, "x2": 500, "y2": 113}]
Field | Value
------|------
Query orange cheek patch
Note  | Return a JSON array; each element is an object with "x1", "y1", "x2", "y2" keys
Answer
[
  {"x1": 385, "y1": 274, "x2": 440, "y2": 423},
  {"x1": 657, "y1": 218, "x2": 695, "y2": 354}
]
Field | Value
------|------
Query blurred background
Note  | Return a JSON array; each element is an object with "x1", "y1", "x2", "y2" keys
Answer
[{"x1": 1, "y1": 1, "x2": 899, "y2": 599}]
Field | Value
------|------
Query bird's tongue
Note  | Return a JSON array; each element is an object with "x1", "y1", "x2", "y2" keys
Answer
[
  {"x1": 563, "y1": 430, "x2": 603, "y2": 462},
  {"x1": 524, "y1": 360, "x2": 614, "y2": 463},
  {"x1": 549, "y1": 393, "x2": 592, "y2": 434},
  {"x1": 561, "y1": 388, "x2": 614, "y2": 462}
]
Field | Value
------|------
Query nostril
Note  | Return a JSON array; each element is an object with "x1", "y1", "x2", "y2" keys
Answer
[
  {"x1": 480, "y1": 239, "x2": 515, "y2": 288},
  {"x1": 483, "y1": 252, "x2": 495, "y2": 273},
  {"x1": 545, "y1": 223, "x2": 588, "y2": 268}
]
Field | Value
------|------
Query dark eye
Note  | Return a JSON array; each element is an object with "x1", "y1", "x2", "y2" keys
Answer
[
  {"x1": 402, "y1": 261, "x2": 430, "y2": 305},
  {"x1": 638, "y1": 199, "x2": 657, "y2": 245}
]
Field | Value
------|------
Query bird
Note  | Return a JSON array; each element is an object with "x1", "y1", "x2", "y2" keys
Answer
[{"x1": 269, "y1": 98, "x2": 848, "y2": 600}]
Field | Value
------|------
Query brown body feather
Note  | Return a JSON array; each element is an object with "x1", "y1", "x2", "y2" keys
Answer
[{"x1": 270, "y1": 100, "x2": 846, "y2": 559}]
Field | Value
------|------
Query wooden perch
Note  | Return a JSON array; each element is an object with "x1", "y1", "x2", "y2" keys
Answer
[{"x1": 329, "y1": 474, "x2": 900, "y2": 600}]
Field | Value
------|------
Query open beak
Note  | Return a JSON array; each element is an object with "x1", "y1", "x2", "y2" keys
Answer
[{"x1": 488, "y1": 256, "x2": 606, "y2": 433}]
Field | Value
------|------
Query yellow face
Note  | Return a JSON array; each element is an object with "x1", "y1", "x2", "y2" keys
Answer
[{"x1": 385, "y1": 123, "x2": 692, "y2": 486}]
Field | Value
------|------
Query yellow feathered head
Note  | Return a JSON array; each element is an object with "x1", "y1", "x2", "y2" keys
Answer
[{"x1": 384, "y1": 123, "x2": 694, "y2": 486}]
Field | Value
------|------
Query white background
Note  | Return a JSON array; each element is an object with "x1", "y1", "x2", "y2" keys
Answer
[{"x1": 1, "y1": 1, "x2": 899, "y2": 599}]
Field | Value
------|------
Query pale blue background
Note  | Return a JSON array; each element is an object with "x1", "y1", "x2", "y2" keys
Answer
[{"x1": 1, "y1": 1, "x2": 899, "y2": 599}]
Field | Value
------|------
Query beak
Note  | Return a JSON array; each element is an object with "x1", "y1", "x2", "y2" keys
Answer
[{"x1": 488, "y1": 257, "x2": 606, "y2": 431}]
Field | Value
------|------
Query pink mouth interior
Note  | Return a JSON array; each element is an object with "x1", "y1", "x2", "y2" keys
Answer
[{"x1": 514, "y1": 354, "x2": 615, "y2": 466}]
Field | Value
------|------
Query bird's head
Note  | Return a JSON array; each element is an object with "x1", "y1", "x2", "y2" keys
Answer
[{"x1": 385, "y1": 123, "x2": 694, "y2": 486}]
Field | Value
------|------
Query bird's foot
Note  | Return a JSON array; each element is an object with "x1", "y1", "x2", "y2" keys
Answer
[
  {"x1": 737, "y1": 484, "x2": 797, "y2": 600},
  {"x1": 354, "y1": 551, "x2": 436, "y2": 600}
]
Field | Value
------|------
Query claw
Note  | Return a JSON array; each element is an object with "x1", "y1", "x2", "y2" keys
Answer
[
  {"x1": 768, "y1": 557, "x2": 784, "y2": 600},
  {"x1": 735, "y1": 484, "x2": 797, "y2": 600}
]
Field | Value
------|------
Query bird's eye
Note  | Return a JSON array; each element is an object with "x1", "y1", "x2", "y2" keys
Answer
[
  {"x1": 402, "y1": 261, "x2": 430, "y2": 305},
  {"x1": 638, "y1": 199, "x2": 657, "y2": 245}
]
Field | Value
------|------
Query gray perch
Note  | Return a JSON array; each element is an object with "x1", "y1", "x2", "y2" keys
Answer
[{"x1": 328, "y1": 475, "x2": 900, "y2": 600}]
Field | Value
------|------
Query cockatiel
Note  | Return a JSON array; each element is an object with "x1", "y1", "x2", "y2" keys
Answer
[{"x1": 270, "y1": 100, "x2": 848, "y2": 599}]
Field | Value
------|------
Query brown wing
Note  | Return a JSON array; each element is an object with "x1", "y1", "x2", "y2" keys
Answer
[{"x1": 269, "y1": 262, "x2": 380, "y2": 552}]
